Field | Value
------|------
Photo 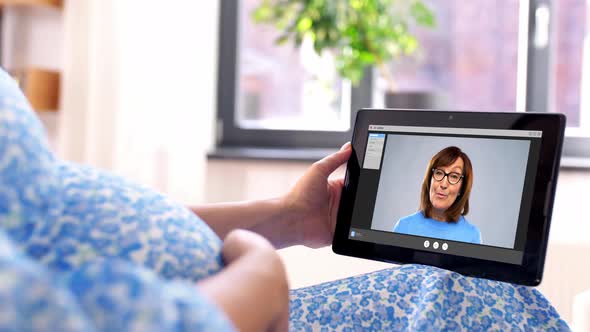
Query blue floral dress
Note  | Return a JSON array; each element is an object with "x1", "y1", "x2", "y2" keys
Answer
[{"x1": 0, "y1": 68, "x2": 570, "y2": 331}]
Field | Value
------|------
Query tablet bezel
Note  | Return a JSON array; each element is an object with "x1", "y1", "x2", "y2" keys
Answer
[{"x1": 332, "y1": 109, "x2": 565, "y2": 286}]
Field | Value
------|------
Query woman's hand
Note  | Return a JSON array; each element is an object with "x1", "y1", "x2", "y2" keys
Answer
[
  {"x1": 282, "y1": 142, "x2": 352, "y2": 248},
  {"x1": 197, "y1": 229, "x2": 289, "y2": 332},
  {"x1": 191, "y1": 143, "x2": 352, "y2": 250}
]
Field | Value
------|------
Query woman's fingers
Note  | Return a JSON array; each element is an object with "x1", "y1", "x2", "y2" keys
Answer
[
  {"x1": 222, "y1": 229, "x2": 275, "y2": 264},
  {"x1": 312, "y1": 142, "x2": 352, "y2": 177},
  {"x1": 199, "y1": 230, "x2": 289, "y2": 332}
]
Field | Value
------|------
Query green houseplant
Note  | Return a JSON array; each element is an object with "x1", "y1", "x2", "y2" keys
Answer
[{"x1": 253, "y1": 0, "x2": 439, "y2": 108}]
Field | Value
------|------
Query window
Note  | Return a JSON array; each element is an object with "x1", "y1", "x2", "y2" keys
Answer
[
  {"x1": 236, "y1": 0, "x2": 351, "y2": 132},
  {"x1": 374, "y1": 1, "x2": 522, "y2": 112},
  {"x1": 551, "y1": 0, "x2": 590, "y2": 162},
  {"x1": 554, "y1": 0, "x2": 585, "y2": 127},
  {"x1": 216, "y1": 0, "x2": 590, "y2": 162},
  {"x1": 216, "y1": 0, "x2": 371, "y2": 151}
]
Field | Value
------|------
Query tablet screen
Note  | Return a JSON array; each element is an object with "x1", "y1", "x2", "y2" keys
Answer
[{"x1": 347, "y1": 124, "x2": 543, "y2": 265}]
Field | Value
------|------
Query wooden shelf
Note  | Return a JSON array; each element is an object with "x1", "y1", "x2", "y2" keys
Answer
[
  {"x1": 0, "y1": 0, "x2": 62, "y2": 9},
  {"x1": 10, "y1": 68, "x2": 60, "y2": 112}
]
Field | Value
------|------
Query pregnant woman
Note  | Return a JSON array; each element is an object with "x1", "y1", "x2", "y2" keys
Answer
[{"x1": 0, "y1": 69, "x2": 567, "y2": 331}]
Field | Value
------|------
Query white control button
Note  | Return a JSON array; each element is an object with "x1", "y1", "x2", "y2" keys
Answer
[
  {"x1": 424, "y1": 240, "x2": 430, "y2": 248},
  {"x1": 442, "y1": 243, "x2": 448, "y2": 251},
  {"x1": 433, "y1": 242, "x2": 439, "y2": 249}
]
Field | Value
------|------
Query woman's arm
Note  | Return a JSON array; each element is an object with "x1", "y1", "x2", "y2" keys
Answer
[
  {"x1": 192, "y1": 142, "x2": 352, "y2": 249},
  {"x1": 197, "y1": 229, "x2": 289, "y2": 332},
  {"x1": 190, "y1": 198, "x2": 300, "y2": 249}
]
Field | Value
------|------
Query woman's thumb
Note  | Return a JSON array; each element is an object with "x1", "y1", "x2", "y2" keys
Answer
[{"x1": 313, "y1": 142, "x2": 351, "y2": 177}]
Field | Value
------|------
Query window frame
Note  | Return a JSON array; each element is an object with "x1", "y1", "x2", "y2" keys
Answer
[{"x1": 527, "y1": 0, "x2": 590, "y2": 163}]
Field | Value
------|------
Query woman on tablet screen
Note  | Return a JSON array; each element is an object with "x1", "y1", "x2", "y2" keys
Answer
[{"x1": 393, "y1": 146, "x2": 482, "y2": 244}]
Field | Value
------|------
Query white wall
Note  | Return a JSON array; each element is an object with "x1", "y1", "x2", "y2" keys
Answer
[
  {"x1": 114, "y1": 1, "x2": 219, "y2": 204},
  {"x1": 2, "y1": 1, "x2": 220, "y2": 205},
  {"x1": 59, "y1": 0, "x2": 116, "y2": 167}
]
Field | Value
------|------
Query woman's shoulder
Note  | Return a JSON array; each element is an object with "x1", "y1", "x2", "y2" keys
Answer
[
  {"x1": 459, "y1": 216, "x2": 482, "y2": 238},
  {"x1": 459, "y1": 216, "x2": 478, "y2": 229},
  {"x1": 394, "y1": 211, "x2": 424, "y2": 232},
  {"x1": 400, "y1": 210, "x2": 424, "y2": 220},
  {"x1": 399, "y1": 211, "x2": 425, "y2": 223},
  {"x1": 458, "y1": 216, "x2": 472, "y2": 226}
]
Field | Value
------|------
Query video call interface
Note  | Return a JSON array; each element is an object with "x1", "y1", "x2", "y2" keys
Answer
[{"x1": 348, "y1": 125, "x2": 543, "y2": 265}]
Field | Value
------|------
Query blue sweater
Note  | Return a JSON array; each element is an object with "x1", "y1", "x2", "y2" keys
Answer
[{"x1": 393, "y1": 211, "x2": 482, "y2": 244}]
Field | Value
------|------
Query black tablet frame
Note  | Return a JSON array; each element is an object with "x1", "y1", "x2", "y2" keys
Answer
[{"x1": 332, "y1": 109, "x2": 566, "y2": 286}]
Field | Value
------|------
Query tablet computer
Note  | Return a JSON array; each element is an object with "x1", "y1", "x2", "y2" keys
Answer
[{"x1": 332, "y1": 109, "x2": 565, "y2": 286}]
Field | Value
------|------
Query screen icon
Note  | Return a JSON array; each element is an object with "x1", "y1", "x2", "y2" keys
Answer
[
  {"x1": 442, "y1": 243, "x2": 448, "y2": 251},
  {"x1": 433, "y1": 242, "x2": 439, "y2": 249},
  {"x1": 423, "y1": 240, "x2": 430, "y2": 248},
  {"x1": 350, "y1": 231, "x2": 356, "y2": 237}
]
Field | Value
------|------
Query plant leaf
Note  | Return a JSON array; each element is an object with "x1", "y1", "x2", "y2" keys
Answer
[
  {"x1": 411, "y1": 1, "x2": 436, "y2": 27},
  {"x1": 251, "y1": 0, "x2": 437, "y2": 84}
]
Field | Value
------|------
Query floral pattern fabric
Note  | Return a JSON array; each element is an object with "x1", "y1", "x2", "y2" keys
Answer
[
  {"x1": 0, "y1": 68, "x2": 233, "y2": 331},
  {"x1": 0, "y1": 67, "x2": 571, "y2": 331},
  {"x1": 290, "y1": 265, "x2": 569, "y2": 331}
]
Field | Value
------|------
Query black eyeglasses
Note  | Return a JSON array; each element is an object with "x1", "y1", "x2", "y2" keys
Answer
[{"x1": 432, "y1": 168, "x2": 464, "y2": 185}]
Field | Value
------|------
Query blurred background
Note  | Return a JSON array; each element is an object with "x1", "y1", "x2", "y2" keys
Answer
[{"x1": 2, "y1": 0, "x2": 589, "y2": 328}]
